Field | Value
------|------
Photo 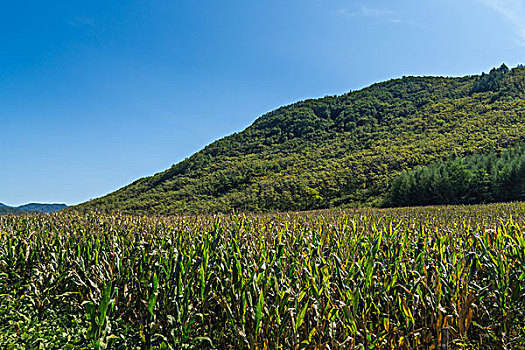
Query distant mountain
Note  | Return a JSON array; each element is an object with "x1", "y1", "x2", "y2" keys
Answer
[
  {"x1": 0, "y1": 202, "x2": 67, "y2": 214},
  {"x1": 0, "y1": 204, "x2": 24, "y2": 215},
  {"x1": 17, "y1": 203, "x2": 68, "y2": 213},
  {"x1": 75, "y1": 64, "x2": 525, "y2": 215}
]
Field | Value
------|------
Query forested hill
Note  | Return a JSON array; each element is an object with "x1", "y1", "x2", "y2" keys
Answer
[{"x1": 75, "y1": 64, "x2": 525, "y2": 215}]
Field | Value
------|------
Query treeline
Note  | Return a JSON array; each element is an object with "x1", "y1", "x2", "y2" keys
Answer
[
  {"x1": 471, "y1": 64, "x2": 510, "y2": 93},
  {"x1": 386, "y1": 144, "x2": 525, "y2": 207}
]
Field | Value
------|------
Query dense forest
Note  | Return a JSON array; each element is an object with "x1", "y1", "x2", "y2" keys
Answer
[
  {"x1": 75, "y1": 64, "x2": 525, "y2": 214},
  {"x1": 386, "y1": 143, "x2": 525, "y2": 207}
]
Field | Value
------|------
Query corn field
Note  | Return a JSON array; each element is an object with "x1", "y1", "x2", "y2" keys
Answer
[{"x1": 1, "y1": 203, "x2": 525, "y2": 349}]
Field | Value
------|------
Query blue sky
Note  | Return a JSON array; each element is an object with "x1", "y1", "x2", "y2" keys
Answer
[{"x1": 1, "y1": 0, "x2": 525, "y2": 206}]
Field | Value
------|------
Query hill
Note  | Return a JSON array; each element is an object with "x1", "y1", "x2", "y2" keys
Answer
[{"x1": 75, "y1": 64, "x2": 525, "y2": 215}]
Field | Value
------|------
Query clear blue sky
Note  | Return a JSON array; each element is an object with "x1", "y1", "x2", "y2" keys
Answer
[{"x1": 1, "y1": 0, "x2": 524, "y2": 206}]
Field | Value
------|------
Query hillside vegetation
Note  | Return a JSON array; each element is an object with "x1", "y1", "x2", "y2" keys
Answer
[{"x1": 76, "y1": 65, "x2": 525, "y2": 214}]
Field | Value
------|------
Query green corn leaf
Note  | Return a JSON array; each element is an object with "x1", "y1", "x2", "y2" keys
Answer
[
  {"x1": 295, "y1": 300, "x2": 309, "y2": 331},
  {"x1": 255, "y1": 291, "x2": 264, "y2": 334}
]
